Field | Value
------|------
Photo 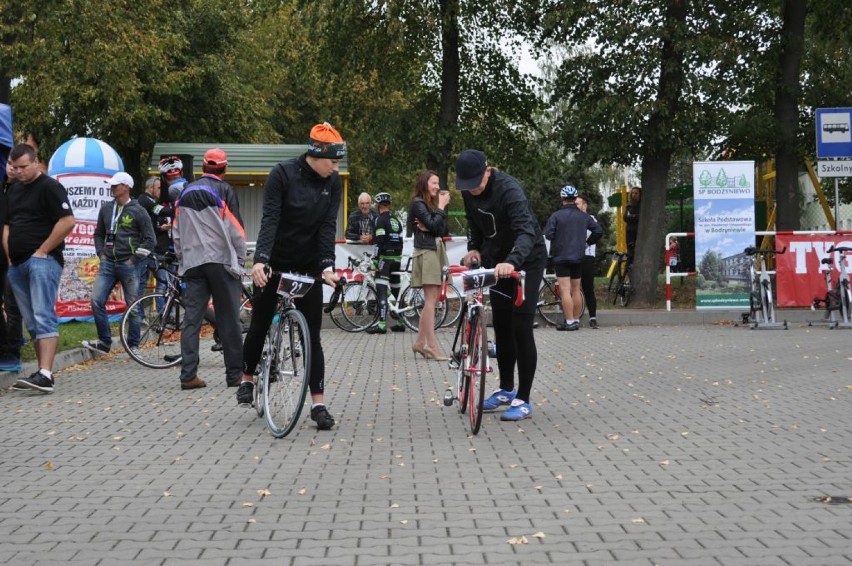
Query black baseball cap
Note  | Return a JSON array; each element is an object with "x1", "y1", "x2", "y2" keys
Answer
[{"x1": 455, "y1": 149, "x2": 487, "y2": 190}]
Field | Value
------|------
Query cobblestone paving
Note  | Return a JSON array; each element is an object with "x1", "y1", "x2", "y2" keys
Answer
[{"x1": 2, "y1": 320, "x2": 852, "y2": 565}]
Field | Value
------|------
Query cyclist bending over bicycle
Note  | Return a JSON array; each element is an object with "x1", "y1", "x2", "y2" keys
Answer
[
  {"x1": 455, "y1": 149, "x2": 547, "y2": 421},
  {"x1": 366, "y1": 192, "x2": 406, "y2": 334},
  {"x1": 236, "y1": 123, "x2": 344, "y2": 431}
]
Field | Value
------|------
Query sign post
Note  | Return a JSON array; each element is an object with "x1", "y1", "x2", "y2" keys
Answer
[{"x1": 815, "y1": 107, "x2": 852, "y2": 229}]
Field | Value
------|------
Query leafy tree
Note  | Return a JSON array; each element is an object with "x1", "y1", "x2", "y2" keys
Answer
[{"x1": 535, "y1": 1, "x2": 771, "y2": 306}]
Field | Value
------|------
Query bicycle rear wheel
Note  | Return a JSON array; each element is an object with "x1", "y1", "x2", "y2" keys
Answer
[
  {"x1": 537, "y1": 280, "x2": 562, "y2": 326},
  {"x1": 340, "y1": 281, "x2": 379, "y2": 331},
  {"x1": 239, "y1": 297, "x2": 253, "y2": 334},
  {"x1": 263, "y1": 309, "x2": 311, "y2": 438},
  {"x1": 439, "y1": 284, "x2": 463, "y2": 328},
  {"x1": 467, "y1": 309, "x2": 487, "y2": 435},
  {"x1": 120, "y1": 292, "x2": 183, "y2": 369},
  {"x1": 399, "y1": 286, "x2": 447, "y2": 331}
]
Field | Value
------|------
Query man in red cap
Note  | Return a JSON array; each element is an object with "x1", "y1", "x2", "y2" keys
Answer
[
  {"x1": 237, "y1": 123, "x2": 343, "y2": 430},
  {"x1": 172, "y1": 148, "x2": 246, "y2": 390}
]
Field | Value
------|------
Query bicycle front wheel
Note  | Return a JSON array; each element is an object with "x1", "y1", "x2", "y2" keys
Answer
[
  {"x1": 608, "y1": 270, "x2": 622, "y2": 305},
  {"x1": 340, "y1": 281, "x2": 379, "y2": 331},
  {"x1": 263, "y1": 309, "x2": 311, "y2": 438},
  {"x1": 467, "y1": 309, "x2": 487, "y2": 435},
  {"x1": 537, "y1": 280, "x2": 563, "y2": 326},
  {"x1": 121, "y1": 292, "x2": 183, "y2": 369}
]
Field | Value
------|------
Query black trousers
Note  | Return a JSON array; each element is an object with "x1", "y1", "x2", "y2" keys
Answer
[
  {"x1": 581, "y1": 255, "x2": 597, "y2": 318},
  {"x1": 489, "y1": 266, "x2": 543, "y2": 403},
  {"x1": 243, "y1": 274, "x2": 325, "y2": 394}
]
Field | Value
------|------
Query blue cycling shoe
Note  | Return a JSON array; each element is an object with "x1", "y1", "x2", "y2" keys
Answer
[
  {"x1": 483, "y1": 389, "x2": 516, "y2": 411},
  {"x1": 500, "y1": 400, "x2": 532, "y2": 421}
]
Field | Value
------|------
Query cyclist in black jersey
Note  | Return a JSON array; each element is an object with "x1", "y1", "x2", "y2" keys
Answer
[{"x1": 367, "y1": 193, "x2": 405, "y2": 334}]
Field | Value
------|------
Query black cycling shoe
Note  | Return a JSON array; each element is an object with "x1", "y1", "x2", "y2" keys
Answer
[
  {"x1": 365, "y1": 325, "x2": 386, "y2": 334},
  {"x1": 310, "y1": 405, "x2": 335, "y2": 430},
  {"x1": 390, "y1": 323, "x2": 406, "y2": 332}
]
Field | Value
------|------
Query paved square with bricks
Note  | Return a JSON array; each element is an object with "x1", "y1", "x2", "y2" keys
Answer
[{"x1": 2, "y1": 316, "x2": 852, "y2": 565}]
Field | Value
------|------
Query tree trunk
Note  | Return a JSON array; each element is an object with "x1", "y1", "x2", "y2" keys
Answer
[
  {"x1": 773, "y1": 0, "x2": 807, "y2": 231},
  {"x1": 631, "y1": 0, "x2": 688, "y2": 307},
  {"x1": 426, "y1": 0, "x2": 460, "y2": 190},
  {"x1": 0, "y1": 74, "x2": 10, "y2": 105}
]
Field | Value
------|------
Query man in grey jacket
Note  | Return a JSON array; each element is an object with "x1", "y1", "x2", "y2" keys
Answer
[
  {"x1": 543, "y1": 185, "x2": 602, "y2": 331},
  {"x1": 82, "y1": 172, "x2": 156, "y2": 354},
  {"x1": 172, "y1": 148, "x2": 246, "y2": 390}
]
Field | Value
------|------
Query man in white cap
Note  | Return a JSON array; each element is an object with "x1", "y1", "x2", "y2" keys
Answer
[{"x1": 82, "y1": 172, "x2": 156, "y2": 356}]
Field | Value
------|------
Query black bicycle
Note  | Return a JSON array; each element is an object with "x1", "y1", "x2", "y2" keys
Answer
[{"x1": 120, "y1": 254, "x2": 252, "y2": 368}]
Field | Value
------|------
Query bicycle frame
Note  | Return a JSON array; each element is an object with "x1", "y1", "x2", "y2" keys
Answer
[{"x1": 744, "y1": 246, "x2": 787, "y2": 330}]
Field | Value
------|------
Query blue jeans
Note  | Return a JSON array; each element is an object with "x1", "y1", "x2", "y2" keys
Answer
[
  {"x1": 91, "y1": 258, "x2": 141, "y2": 348},
  {"x1": 7, "y1": 255, "x2": 63, "y2": 341}
]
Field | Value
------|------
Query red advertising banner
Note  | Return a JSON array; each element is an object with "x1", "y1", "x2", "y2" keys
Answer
[{"x1": 775, "y1": 233, "x2": 852, "y2": 307}]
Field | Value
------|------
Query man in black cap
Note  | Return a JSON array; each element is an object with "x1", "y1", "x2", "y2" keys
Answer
[{"x1": 455, "y1": 149, "x2": 547, "y2": 421}]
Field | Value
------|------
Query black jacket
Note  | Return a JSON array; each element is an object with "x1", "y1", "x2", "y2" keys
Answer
[
  {"x1": 254, "y1": 155, "x2": 341, "y2": 273},
  {"x1": 543, "y1": 204, "x2": 603, "y2": 263},
  {"x1": 461, "y1": 169, "x2": 546, "y2": 270},
  {"x1": 373, "y1": 210, "x2": 403, "y2": 257},
  {"x1": 409, "y1": 198, "x2": 448, "y2": 251}
]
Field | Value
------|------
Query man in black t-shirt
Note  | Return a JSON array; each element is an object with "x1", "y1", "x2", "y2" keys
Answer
[{"x1": 3, "y1": 144, "x2": 75, "y2": 393}]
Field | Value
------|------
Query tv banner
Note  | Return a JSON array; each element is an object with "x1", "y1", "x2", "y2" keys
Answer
[
  {"x1": 693, "y1": 161, "x2": 756, "y2": 309},
  {"x1": 775, "y1": 233, "x2": 852, "y2": 307}
]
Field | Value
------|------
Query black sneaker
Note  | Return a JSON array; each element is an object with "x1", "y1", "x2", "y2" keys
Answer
[
  {"x1": 555, "y1": 322, "x2": 569, "y2": 331},
  {"x1": 311, "y1": 405, "x2": 336, "y2": 430},
  {"x1": 365, "y1": 325, "x2": 387, "y2": 334},
  {"x1": 14, "y1": 372, "x2": 54, "y2": 393},
  {"x1": 81, "y1": 340, "x2": 110, "y2": 354},
  {"x1": 390, "y1": 323, "x2": 406, "y2": 332},
  {"x1": 567, "y1": 321, "x2": 580, "y2": 331},
  {"x1": 163, "y1": 354, "x2": 181, "y2": 363},
  {"x1": 211, "y1": 341, "x2": 224, "y2": 352},
  {"x1": 236, "y1": 381, "x2": 254, "y2": 407},
  {"x1": 589, "y1": 318, "x2": 599, "y2": 329}
]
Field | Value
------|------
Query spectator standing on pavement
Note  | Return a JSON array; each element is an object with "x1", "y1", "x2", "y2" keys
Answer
[
  {"x1": 624, "y1": 186, "x2": 641, "y2": 256},
  {"x1": 543, "y1": 185, "x2": 602, "y2": 331},
  {"x1": 136, "y1": 176, "x2": 172, "y2": 293},
  {"x1": 236, "y1": 122, "x2": 343, "y2": 431},
  {"x1": 158, "y1": 156, "x2": 188, "y2": 204},
  {"x1": 575, "y1": 194, "x2": 600, "y2": 329},
  {"x1": 345, "y1": 192, "x2": 378, "y2": 243},
  {"x1": 455, "y1": 149, "x2": 547, "y2": 421},
  {"x1": 366, "y1": 192, "x2": 406, "y2": 334},
  {"x1": 409, "y1": 170, "x2": 450, "y2": 359},
  {"x1": 0, "y1": 158, "x2": 23, "y2": 372},
  {"x1": 4, "y1": 144, "x2": 76, "y2": 393},
  {"x1": 81, "y1": 172, "x2": 156, "y2": 355},
  {"x1": 172, "y1": 148, "x2": 246, "y2": 390}
]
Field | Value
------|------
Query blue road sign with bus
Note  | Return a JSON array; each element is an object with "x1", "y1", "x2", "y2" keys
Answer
[{"x1": 816, "y1": 107, "x2": 852, "y2": 158}]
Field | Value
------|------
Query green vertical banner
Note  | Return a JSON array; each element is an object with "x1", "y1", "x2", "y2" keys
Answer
[{"x1": 693, "y1": 161, "x2": 756, "y2": 309}]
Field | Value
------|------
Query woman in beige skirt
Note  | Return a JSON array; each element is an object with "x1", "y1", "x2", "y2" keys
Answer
[{"x1": 408, "y1": 170, "x2": 450, "y2": 360}]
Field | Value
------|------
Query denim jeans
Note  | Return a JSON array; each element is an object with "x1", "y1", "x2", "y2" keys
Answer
[
  {"x1": 7, "y1": 255, "x2": 63, "y2": 341},
  {"x1": 91, "y1": 258, "x2": 141, "y2": 348}
]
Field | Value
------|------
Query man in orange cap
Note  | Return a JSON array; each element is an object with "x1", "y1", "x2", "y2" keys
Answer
[
  {"x1": 172, "y1": 148, "x2": 246, "y2": 390},
  {"x1": 237, "y1": 123, "x2": 343, "y2": 430}
]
